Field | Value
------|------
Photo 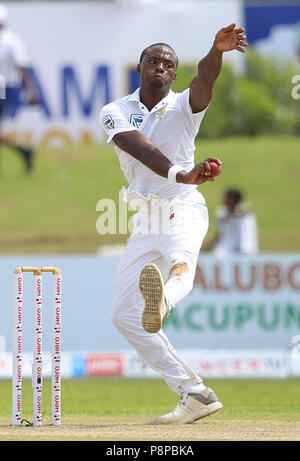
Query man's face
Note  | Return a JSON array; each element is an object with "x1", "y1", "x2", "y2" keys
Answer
[
  {"x1": 224, "y1": 194, "x2": 238, "y2": 210},
  {"x1": 137, "y1": 45, "x2": 177, "y2": 90}
]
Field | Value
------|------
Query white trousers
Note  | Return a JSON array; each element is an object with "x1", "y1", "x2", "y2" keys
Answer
[{"x1": 111, "y1": 189, "x2": 209, "y2": 395}]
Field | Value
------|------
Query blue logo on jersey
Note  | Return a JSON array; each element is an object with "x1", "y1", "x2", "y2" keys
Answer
[
  {"x1": 103, "y1": 115, "x2": 114, "y2": 130},
  {"x1": 130, "y1": 114, "x2": 144, "y2": 128}
]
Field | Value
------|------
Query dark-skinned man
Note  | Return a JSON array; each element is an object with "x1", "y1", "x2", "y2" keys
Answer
[{"x1": 100, "y1": 23, "x2": 247, "y2": 424}]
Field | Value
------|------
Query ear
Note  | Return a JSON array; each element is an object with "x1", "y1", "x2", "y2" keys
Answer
[
  {"x1": 136, "y1": 63, "x2": 141, "y2": 76},
  {"x1": 173, "y1": 71, "x2": 177, "y2": 82}
]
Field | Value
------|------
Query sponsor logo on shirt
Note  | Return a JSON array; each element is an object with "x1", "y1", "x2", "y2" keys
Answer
[
  {"x1": 156, "y1": 107, "x2": 166, "y2": 119},
  {"x1": 130, "y1": 114, "x2": 144, "y2": 128},
  {"x1": 103, "y1": 115, "x2": 114, "y2": 130}
]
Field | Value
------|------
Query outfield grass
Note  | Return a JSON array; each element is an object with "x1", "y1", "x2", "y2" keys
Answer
[
  {"x1": 0, "y1": 377, "x2": 299, "y2": 441},
  {"x1": 0, "y1": 136, "x2": 299, "y2": 253}
]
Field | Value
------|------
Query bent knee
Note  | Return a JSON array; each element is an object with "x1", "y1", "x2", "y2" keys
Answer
[
  {"x1": 169, "y1": 262, "x2": 189, "y2": 279},
  {"x1": 111, "y1": 301, "x2": 136, "y2": 332},
  {"x1": 168, "y1": 262, "x2": 195, "y2": 294}
]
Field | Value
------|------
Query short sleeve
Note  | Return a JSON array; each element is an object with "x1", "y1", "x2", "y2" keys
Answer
[
  {"x1": 99, "y1": 103, "x2": 137, "y2": 145},
  {"x1": 175, "y1": 88, "x2": 208, "y2": 128},
  {"x1": 11, "y1": 33, "x2": 29, "y2": 67}
]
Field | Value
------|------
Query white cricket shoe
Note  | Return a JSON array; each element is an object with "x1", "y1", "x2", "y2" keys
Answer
[
  {"x1": 151, "y1": 387, "x2": 223, "y2": 424},
  {"x1": 139, "y1": 263, "x2": 170, "y2": 334}
]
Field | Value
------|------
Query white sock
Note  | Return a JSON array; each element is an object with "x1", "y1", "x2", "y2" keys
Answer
[{"x1": 183, "y1": 382, "x2": 206, "y2": 394}]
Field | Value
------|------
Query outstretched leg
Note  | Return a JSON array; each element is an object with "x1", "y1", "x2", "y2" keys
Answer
[{"x1": 140, "y1": 261, "x2": 193, "y2": 334}]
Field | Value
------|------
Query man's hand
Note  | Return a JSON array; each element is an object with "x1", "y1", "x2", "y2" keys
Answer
[
  {"x1": 177, "y1": 157, "x2": 222, "y2": 185},
  {"x1": 214, "y1": 23, "x2": 248, "y2": 53}
]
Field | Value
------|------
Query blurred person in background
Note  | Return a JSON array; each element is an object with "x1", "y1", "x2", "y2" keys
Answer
[
  {"x1": 0, "y1": 4, "x2": 38, "y2": 173},
  {"x1": 297, "y1": 22, "x2": 300, "y2": 62},
  {"x1": 207, "y1": 188, "x2": 258, "y2": 255}
]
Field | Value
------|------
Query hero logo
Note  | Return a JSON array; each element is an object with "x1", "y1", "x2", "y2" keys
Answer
[
  {"x1": 55, "y1": 306, "x2": 61, "y2": 326},
  {"x1": 56, "y1": 278, "x2": 61, "y2": 296},
  {"x1": 17, "y1": 305, "x2": 22, "y2": 325},
  {"x1": 37, "y1": 278, "x2": 42, "y2": 298},
  {"x1": 36, "y1": 307, "x2": 42, "y2": 327},
  {"x1": 53, "y1": 364, "x2": 60, "y2": 385},
  {"x1": 17, "y1": 364, "x2": 22, "y2": 383},
  {"x1": 37, "y1": 395, "x2": 42, "y2": 414},
  {"x1": 54, "y1": 336, "x2": 60, "y2": 356},
  {"x1": 36, "y1": 337, "x2": 42, "y2": 355},
  {"x1": 17, "y1": 335, "x2": 22, "y2": 355},
  {"x1": 54, "y1": 394, "x2": 60, "y2": 413},
  {"x1": 16, "y1": 394, "x2": 22, "y2": 412},
  {"x1": 17, "y1": 277, "x2": 22, "y2": 295}
]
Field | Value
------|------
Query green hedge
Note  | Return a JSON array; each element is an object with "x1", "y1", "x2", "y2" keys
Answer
[{"x1": 171, "y1": 50, "x2": 299, "y2": 137}]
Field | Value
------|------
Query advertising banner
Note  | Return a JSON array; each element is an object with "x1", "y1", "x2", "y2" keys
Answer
[
  {"x1": 164, "y1": 254, "x2": 300, "y2": 350},
  {"x1": 1, "y1": 348, "x2": 299, "y2": 379},
  {"x1": 245, "y1": 4, "x2": 300, "y2": 61},
  {"x1": 124, "y1": 349, "x2": 298, "y2": 379},
  {"x1": 1, "y1": 1, "x2": 242, "y2": 146},
  {"x1": 86, "y1": 352, "x2": 126, "y2": 377},
  {"x1": 0, "y1": 254, "x2": 299, "y2": 354}
]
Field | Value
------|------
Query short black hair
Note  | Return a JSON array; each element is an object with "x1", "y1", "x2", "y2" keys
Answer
[
  {"x1": 139, "y1": 43, "x2": 179, "y2": 67},
  {"x1": 226, "y1": 189, "x2": 243, "y2": 204}
]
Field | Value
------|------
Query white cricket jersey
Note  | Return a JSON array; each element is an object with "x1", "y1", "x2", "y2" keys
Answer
[
  {"x1": 0, "y1": 28, "x2": 28, "y2": 87},
  {"x1": 99, "y1": 87, "x2": 208, "y2": 199},
  {"x1": 213, "y1": 206, "x2": 259, "y2": 255}
]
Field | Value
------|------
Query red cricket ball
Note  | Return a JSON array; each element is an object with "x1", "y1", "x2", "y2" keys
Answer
[{"x1": 209, "y1": 161, "x2": 221, "y2": 177}]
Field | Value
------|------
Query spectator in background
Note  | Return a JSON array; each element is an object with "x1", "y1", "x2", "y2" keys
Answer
[
  {"x1": 208, "y1": 188, "x2": 258, "y2": 255},
  {"x1": 0, "y1": 4, "x2": 38, "y2": 173}
]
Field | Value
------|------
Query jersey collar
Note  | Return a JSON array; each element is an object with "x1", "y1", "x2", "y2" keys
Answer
[{"x1": 128, "y1": 87, "x2": 173, "y2": 113}]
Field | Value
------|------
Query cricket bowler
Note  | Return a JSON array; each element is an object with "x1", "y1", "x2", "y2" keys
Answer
[{"x1": 100, "y1": 23, "x2": 247, "y2": 424}]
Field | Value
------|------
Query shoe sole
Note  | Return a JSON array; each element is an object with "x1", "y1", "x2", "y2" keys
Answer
[{"x1": 140, "y1": 263, "x2": 164, "y2": 334}]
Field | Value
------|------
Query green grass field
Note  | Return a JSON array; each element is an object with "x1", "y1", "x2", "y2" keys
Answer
[
  {"x1": 0, "y1": 378, "x2": 299, "y2": 441},
  {"x1": 0, "y1": 136, "x2": 299, "y2": 253}
]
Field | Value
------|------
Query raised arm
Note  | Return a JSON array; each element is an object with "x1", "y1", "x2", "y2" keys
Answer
[
  {"x1": 113, "y1": 130, "x2": 221, "y2": 184},
  {"x1": 189, "y1": 23, "x2": 248, "y2": 113}
]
